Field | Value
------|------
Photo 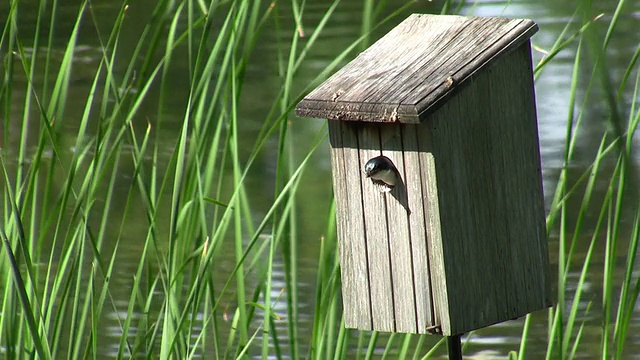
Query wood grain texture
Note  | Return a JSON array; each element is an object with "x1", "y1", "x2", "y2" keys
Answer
[
  {"x1": 415, "y1": 125, "x2": 449, "y2": 334},
  {"x1": 329, "y1": 121, "x2": 372, "y2": 330},
  {"x1": 379, "y1": 126, "x2": 417, "y2": 333},
  {"x1": 428, "y1": 42, "x2": 550, "y2": 335},
  {"x1": 295, "y1": 14, "x2": 538, "y2": 123},
  {"x1": 357, "y1": 124, "x2": 395, "y2": 332},
  {"x1": 400, "y1": 124, "x2": 436, "y2": 334},
  {"x1": 331, "y1": 121, "x2": 441, "y2": 333}
]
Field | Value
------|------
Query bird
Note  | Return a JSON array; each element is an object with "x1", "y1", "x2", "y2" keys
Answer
[{"x1": 364, "y1": 155, "x2": 399, "y2": 193}]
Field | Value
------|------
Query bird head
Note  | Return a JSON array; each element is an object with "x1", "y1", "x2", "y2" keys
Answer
[
  {"x1": 364, "y1": 156, "x2": 395, "y2": 177},
  {"x1": 364, "y1": 155, "x2": 398, "y2": 192}
]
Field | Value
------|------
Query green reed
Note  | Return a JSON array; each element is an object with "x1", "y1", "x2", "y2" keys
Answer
[
  {"x1": 527, "y1": 1, "x2": 640, "y2": 359},
  {"x1": 1, "y1": 0, "x2": 639, "y2": 359}
]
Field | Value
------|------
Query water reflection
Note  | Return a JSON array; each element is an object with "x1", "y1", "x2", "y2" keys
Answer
[{"x1": 2, "y1": 0, "x2": 640, "y2": 358}]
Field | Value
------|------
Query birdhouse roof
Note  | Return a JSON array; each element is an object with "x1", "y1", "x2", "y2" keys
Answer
[{"x1": 295, "y1": 14, "x2": 538, "y2": 124}]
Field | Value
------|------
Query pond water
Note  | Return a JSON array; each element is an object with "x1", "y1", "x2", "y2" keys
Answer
[{"x1": 2, "y1": 0, "x2": 640, "y2": 358}]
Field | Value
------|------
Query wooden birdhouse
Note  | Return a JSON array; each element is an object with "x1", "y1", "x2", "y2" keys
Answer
[{"x1": 295, "y1": 14, "x2": 552, "y2": 336}]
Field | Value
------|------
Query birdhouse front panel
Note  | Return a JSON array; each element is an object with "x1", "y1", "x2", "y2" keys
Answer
[{"x1": 329, "y1": 120, "x2": 446, "y2": 334}]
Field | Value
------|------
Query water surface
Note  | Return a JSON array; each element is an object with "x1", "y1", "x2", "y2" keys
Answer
[{"x1": 2, "y1": 0, "x2": 640, "y2": 358}]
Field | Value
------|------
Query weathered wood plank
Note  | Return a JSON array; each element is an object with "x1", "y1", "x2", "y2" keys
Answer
[
  {"x1": 358, "y1": 124, "x2": 395, "y2": 332},
  {"x1": 329, "y1": 121, "x2": 372, "y2": 330},
  {"x1": 427, "y1": 43, "x2": 549, "y2": 335},
  {"x1": 399, "y1": 124, "x2": 434, "y2": 333},
  {"x1": 415, "y1": 123, "x2": 448, "y2": 334},
  {"x1": 334, "y1": 16, "x2": 466, "y2": 106},
  {"x1": 295, "y1": 14, "x2": 538, "y2": 123},
  {"x1": 428, "y1": 89, "x2": 483, "y2": 334},
  {"x1": 362, "y1": 18, "x2": 521, "y2": 106},
  {"x1": 379, "y1": 125, "x2": 417, "y2": 333},
  {"x1": 484, "y1": 43, "x2": 551, "y2": 311}
]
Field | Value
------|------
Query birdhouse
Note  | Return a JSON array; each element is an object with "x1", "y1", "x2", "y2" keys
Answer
[{"x1": 295, "y1": 14, "x2": 552, "y2": 336}]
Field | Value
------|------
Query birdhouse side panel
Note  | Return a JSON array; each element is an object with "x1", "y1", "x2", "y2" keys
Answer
[
  {"x1": 429, "y1": 43, "x2": 550, "y2": 335},
  {"x1": 429, "y1": 93, "x2": 501, "y2": 334},
  {"x1": 485, "y1": 44, "x2": 551, "y2": 311}
]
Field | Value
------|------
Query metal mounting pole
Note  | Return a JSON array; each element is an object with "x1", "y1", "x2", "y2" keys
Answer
[{"x1": 447, "y1": 334, "x2": 462, "y2": 360}]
